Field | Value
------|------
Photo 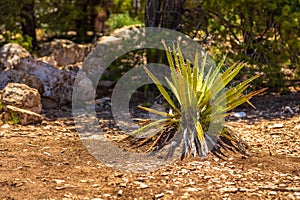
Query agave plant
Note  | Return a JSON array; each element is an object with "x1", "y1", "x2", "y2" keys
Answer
[{"x1": 127, "y1": 40, "x2": 266, "y2": 160}]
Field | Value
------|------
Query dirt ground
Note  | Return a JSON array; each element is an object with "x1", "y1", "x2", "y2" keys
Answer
[{"x1": 0, "y1": 92, "x2": 299, "y2": 200}]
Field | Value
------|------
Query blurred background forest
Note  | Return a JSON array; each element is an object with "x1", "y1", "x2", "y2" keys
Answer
[{"x1": 0, "y1": 0, "x2": 299, "y2": 92}]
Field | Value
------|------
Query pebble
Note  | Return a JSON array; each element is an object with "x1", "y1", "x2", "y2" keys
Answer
[
  {"x1": 269, "y1": 123, "x2": 284, "y2": 129},
  {"x1": 154, "y1": 193, "x2": 164, "y2": 199},
  {"x1": 285, "y1": 106, "x2": 294, "y2": 115},
  {"x1": 1, "y1": 124, "x2": 10, "y2": 129},
  {"x1": 219, "y1": 187, "x2": 239, "y2": 193},
  {"x1": 232, "y1": 112, "x2": 246, "y2": 118},
  {"x1": 117, "y1": 189, "x2": 123, "y2": 196},
  {"x1": 91, "y1": 184, "x2": 100, "y2": 188},
  {"x1": 134, "y1": 181, "x2": 149, "y2": 189},
  {"x1": 294, "y1": 124, "x2": 300, "y2": 130},
  {"x1": 185, "y1": 187, "x2": 198, "y2": 192}
]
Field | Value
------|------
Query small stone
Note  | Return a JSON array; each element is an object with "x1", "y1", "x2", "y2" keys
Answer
[
  {"x1": 43, "y1": 152, "x2": 51, "y2": 156},
  {"x1": 134, "y1": 181, "x2": 149, "y2": 189},
  {"x1": 117, "y1": 189, "x2": 123, "y2": 196},
  {"x1": 219, "y1": 187, "x2": 239, "y2": 193},
  {"x1": 185, "y1": 187, "x2": 199, "y2": 192},
  {"x1": 120, "y1": 182, "x2": 127, "y2": 187},
  {"x1": 53, "y1": 179, "x2": 65, "y2": 184},
  {"x1": 232, "y1": 112, "x2": 246, "y2": 118},
  {"x1": 269, "y1": 123, "x2": 284, "y2": 129},
  {"x1": 99, "y1": 80, "x2": 115, "y2": 87},
  {"x1": 225, "y1": 182, "x2": 235, "y2": 185},
  {"x1": 1, "y1": 124, "x2": 10, "y2": 129},
  {"x1": 91, "y1": 184, "x2": 100, "y2": 188},
  {"x1": 103, "y1": 194, "x2": 111, "y2": 197},
  {"x1": 55, "y1": 186, "x2": 66, "y2": 190},
  {"x1": 154, "y1": 193, "x2": 164, "y2": 199},
  {"x1": 181, "y1": 192, "x2": 190, "y2": 199},
  {"x1": 294, "y1": 124, "x2": 300, "y2": 130},
  {"x1": 285, "y1": 106, "x2": 294, "y2": 115}
]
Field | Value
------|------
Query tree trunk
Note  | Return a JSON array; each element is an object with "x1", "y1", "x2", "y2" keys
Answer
[
  {"x1": 20, "y1": 0, "x2": 37, "y2": 50},
  {"x1": 145, "y1": 0, "x2": 184, "y2": 30},
  {"x1": 145, "y1": 0, "x2": 185, "y2": 64},
  {"x1": 75, "y1": 0, "x2": 89, "y2": 43}
]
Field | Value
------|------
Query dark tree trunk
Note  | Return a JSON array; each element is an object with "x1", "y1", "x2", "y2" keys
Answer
[
  {"x1": 145, "y1": 0, "x2": 185, "y2": 64},
  {"x1": 75, "y1": 1, "x2": 89, "y2": 43},
  {"x1": 20, "y1": 0, "x2": 37, "y2": 50},
  {"x1": 145, "y1": 0, "x2": 184, "y2": 30},
  {"x1": 93, "y1": 0, "x2": 111, "y2": 35},
  {"x1": 76, "y1": 0, "x2": 111, "y2": 42},
  {"x1": 145, "y1": 0, "x2": 161, "y2": 27}
]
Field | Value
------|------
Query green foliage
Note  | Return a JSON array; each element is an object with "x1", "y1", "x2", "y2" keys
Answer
[
  {"x1": 35, "y1": 0, "x2": 77, "y2": 34},
  {"x1": 0, "y1": 0, "x2": 31, "y2": 49},
  {"x1": 113, "y1": 0, "x2": 133, "y2": 13},
  {"x1": 0, "y1": 0, "x2": 23, "y2": 32},
  {"x1": 7, "y1": 113, "x2": 20, "y2": 125},
  {"x1": 128, "y1": 41, "x2": 266, "y2": 159},
  {"x1": 112, "y1": 0, "x2": 145, "y2": 21},
  {"x1": 3, "y1": 32, "x2": 33, "y2": 52},
  {"x1": 0, "y1": 102, "x2": 20, "y2": 125},
  {"x1": 103, "y1": 50, "x2": 145, "y2": 82},
  {"x1": 182, "y1": 0, "x2": 300, "y2": 90},
  {"x1": 106, "y1": 12, "x2": 143, "y2": 30}
]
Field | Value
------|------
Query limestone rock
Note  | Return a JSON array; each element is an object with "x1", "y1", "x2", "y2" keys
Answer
[
  {"x1": 0, "y1": 43, "x2": 31, "y2": 70},
  {"x1": 16, "y1": 58, "x2": 94, "y2": 105},
  {"x1": 111, "y1": 24, "x2": 143, "y2": 38},
  {"x1": 3, "y1": 105, "x2": 43, "y2": 125},
  {"x1": 38, "y1": 55, "x2": 57, "y2": 66},
  {"x1": 38, "y1": 39, "x2": 93, "y2": 66},
  {"x1": 0, "y1": 83, "x2": 42, "y2": 114},
  {"x1": 41, "y1": 97, "x2": 59, "y2": 109},
  {"x1": 62, "y1": 62, "x2": 82, "y2": 73},
  {"x1": 0, "y1": 69, "x2": 44, "y2": 94}
]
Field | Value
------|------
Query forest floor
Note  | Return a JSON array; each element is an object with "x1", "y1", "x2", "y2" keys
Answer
[{"x1": 0, "y1": 91, "x2": 299, "y2": 199}]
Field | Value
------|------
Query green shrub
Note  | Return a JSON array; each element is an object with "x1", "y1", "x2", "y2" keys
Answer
[
  {"x1": 2, "y1": 32, "x2": 33, "y2": 52},
  {"x1": 182, "y1": 0, "x2": 300, "y2": 90},
  {"x1": 125, "y1": 41, "x2": 266, "y2": 159},
  {"x1": 0, "y1": 102, "x2": 20, "y2": 125},
  {"x1": 7, "y1": 112, "x2": 20, "y2": 125},
  {"x1": 106, "y1": 12, "x2": 143, "y2": 30}
]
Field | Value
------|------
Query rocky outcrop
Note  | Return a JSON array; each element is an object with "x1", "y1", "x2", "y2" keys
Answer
[
  {"x1": 16, "y1": 58, "x2": 94, "y2": 105},
  {"x1": 38, "y1": 39, "x2": 93, "y2": 66},
  {"x1": 0, "y1": 43, "x2": 31, "y2": 70},
  {"x1": 0, "y1": 69, "x2": 44, "y2": 94},
  {"x1": 0, "y1": 42, "x2": 94, "y2": 107},
  {"x1": 0, "y1": 83, "x2": 43, "y2": 125},
  {"x1": 0, "y1": 83, "x2": 42, "y2": 114}
]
